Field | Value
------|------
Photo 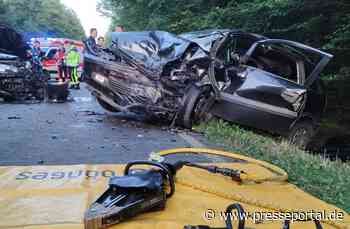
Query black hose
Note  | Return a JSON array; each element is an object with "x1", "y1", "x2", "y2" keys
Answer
[{"x1": 225, "y1": 203, "x2": 246, "y2": 229}]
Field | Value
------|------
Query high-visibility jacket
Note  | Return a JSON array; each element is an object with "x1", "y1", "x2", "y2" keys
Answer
[{"x1": 65, "y1": 47, "x2": 80, "y2": 67}]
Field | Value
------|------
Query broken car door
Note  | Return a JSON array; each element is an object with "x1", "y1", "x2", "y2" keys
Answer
[{"x1": 209, "y1": 36, "x2": 308, "y2": 135}]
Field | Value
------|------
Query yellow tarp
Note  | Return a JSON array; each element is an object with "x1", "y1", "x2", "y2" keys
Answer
[{"x1": 0, "y1": 163, "x2": 348, "y2": 229}]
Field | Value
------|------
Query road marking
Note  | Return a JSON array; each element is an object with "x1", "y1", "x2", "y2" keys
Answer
[{"x1": 178, "y1": 132, "x2": 205, "y2": 148}]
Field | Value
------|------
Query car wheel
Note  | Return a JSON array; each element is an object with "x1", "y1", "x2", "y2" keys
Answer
[
  {"x1": 288, "y1": 120, "x2": 315, "y2": 150},
  {"x1": 96, "y1": 98, "x2": 119, "y2": 112},
  {"x1": 178, "y1": 85, "x2": 215, "y2": 129}
]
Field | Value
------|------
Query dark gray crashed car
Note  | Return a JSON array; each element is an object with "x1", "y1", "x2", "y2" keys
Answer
[
  {"x1": 0, "y1": 25, "x2": 47, "y2": 101},
  {"x1": 83, "y1": 29, "x2": 333, "y2": 148},
  {"x1": 0, "y1": 25, "x2": 68, "y2": 102}
]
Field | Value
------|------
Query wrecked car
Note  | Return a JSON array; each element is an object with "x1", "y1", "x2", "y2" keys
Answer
[
  {"x1": 83, "y1": 29, "x2": 333, "y2": 148},
  {"x1": 0, "y1": 25, "x2": 67, "y2": 102}
]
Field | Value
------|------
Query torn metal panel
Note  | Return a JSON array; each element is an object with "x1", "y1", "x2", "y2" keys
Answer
[{"x1": 110, "y1": 31, "x2": 193, "y2": 78}]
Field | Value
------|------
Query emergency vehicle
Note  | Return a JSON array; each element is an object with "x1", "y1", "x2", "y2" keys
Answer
[{"x1": 30, "y1": 38, "x2": 84, "y2": 75}]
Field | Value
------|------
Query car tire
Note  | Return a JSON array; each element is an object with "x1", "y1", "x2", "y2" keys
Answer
[
  {"x1": 288, "y1": 120, "x2": 315, "y2": 150},
  {"x1": 97, "y1": 98, "x2": 119, "y2": 112},
  {"x1": 178, "y1": 85, "x2": 214, "y2": 129}
]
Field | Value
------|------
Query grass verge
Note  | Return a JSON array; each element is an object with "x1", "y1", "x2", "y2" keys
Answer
[{"x1": 196, "y1": 119, "x2": 350, "y2": 213}]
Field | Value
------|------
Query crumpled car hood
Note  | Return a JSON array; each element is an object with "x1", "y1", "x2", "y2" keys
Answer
[
  {"x1": 110, "y1": 31, "x2": 193, "y2": 76},
  {"x1": 0, "y1": 25, "x2": 29, "y2": 59}
]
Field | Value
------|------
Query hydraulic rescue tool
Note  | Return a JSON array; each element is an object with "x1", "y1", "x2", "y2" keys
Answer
[{"x1": 84, "y1": 159, "x2": 245, "y2": 229}]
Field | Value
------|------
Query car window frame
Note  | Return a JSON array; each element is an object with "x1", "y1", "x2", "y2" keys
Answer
[
  {"x1": 244, "y1": 39, "x2": 333, "y2": 88},
  {"x1": 245, "y1": 42, "x2": 306, "y2": 85}
]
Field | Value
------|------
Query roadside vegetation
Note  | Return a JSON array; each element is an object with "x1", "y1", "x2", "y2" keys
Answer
[
  {"x1": 0, "y1": 0, "x2": 85, "y2": 39},
  {"x1": 197, "y1": 120, "x2": 350, "y2": 213}
]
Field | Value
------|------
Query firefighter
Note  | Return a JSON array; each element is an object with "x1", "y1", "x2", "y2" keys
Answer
[
  {"x1": 66, "y1": 43, "x2": 81, "y2": 89},
  {"x1": 55, "y1": 44, "x2": 66, "y2": 81}
]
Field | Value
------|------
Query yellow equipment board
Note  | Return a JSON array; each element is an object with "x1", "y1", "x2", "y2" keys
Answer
[{"x1": 0, "y1": 148, "x2": 348, "y2": 229}]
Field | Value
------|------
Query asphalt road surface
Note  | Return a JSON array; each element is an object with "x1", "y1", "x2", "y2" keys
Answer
[{"x1": 0, "y1": 84, "x2": 220, "y2": 166}]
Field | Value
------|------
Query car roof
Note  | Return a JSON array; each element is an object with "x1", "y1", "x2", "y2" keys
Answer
[{"x1": 179, "y1": 29, "x2": 266, "y2": 52}]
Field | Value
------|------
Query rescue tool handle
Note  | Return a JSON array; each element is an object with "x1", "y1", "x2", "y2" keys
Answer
[{"x1": 124, "y1": 161, "x2": 175, "y2": 198}]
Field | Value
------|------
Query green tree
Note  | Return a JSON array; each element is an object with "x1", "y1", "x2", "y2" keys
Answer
[
  {"x1": 1, "y1": 0, "x2": 84, "y2": 40},
  {"x1": 99, "y1": 0, "x2": 350, "y2": 74}
]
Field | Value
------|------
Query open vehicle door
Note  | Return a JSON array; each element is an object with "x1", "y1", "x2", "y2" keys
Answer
[{"x1": 209, "y1": 33, "x2": 333, "y2": 135}]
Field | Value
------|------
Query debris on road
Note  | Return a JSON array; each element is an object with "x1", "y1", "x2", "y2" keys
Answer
[
  {"x1": 121, "y1": 144, "x2": 130, "y2": 151},
  {"x1": 77, "y1": 110, "x2": 105, "y2": 116},
  {"x1": 87, "y1": 118, "x2": 104, "y2": 123},
  {"x1": 46, "y1": 120, "x2": 54, "y2": 124},
  {"x1": 8, "y1": 116, "x2": 21, "y2": 120}
]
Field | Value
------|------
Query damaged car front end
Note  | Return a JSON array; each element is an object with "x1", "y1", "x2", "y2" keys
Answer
[
  {"x1": 83, "y1": 30, "x2": 216, "y2": 121},
  {"x1": 0, "y1": 25, "x2": 46, "y2": 102}
]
